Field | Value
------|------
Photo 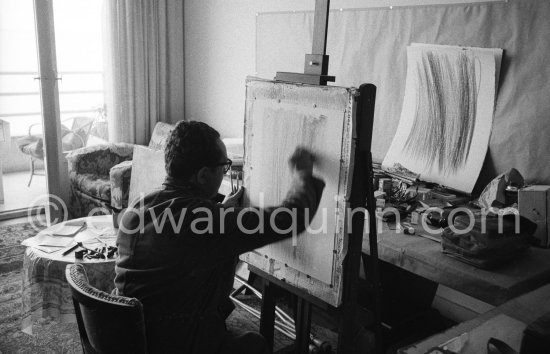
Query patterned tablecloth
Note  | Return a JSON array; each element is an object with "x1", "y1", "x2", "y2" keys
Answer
[{"x1": 20, "y1": 215, "x2": 117, "y2": 335}]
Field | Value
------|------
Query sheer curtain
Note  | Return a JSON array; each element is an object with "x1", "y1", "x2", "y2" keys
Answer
[{"x1": 102, "y1": 0, "x2": 169, "y2": 144}]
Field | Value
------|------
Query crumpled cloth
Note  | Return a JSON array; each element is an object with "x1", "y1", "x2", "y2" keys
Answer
[{"x1": 477, "y1": 168, "x2": 524, "y2": 209}]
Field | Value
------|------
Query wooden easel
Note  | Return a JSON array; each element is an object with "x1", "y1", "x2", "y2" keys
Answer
[
  {"x1": 275, "y1": 0, "x2": 335, "y2": 85},
  {"x1": 249, "y1": 2, "x2": 383, "y2": 352}
]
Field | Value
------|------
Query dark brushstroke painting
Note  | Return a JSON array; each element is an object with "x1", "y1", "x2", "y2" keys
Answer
[{"x1": 403, "y1": 50, "x2": 479, "y2": 175}]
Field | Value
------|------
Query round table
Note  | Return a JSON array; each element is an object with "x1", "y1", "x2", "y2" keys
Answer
[{"x1": 21, "y1": 215, "x2": 118, "y2": 335}]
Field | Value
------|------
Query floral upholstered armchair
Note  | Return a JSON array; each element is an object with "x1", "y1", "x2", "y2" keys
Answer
[{"x1": 66, "y1": 122, "x2": 174, "y2": 218}]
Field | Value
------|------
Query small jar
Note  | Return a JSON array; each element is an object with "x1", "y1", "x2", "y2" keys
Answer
[{"x1": 505, "y1": 185, "x2": 519, "y2": 205}]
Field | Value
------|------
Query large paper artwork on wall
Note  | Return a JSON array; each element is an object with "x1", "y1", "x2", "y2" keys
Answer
[{"x1": 382, "y1": 44, "x2": 502, "y2": 193}]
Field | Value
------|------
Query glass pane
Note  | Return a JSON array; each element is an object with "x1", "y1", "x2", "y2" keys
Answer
[
  {"x1": 0, "y1": 0, "x2": 47, "y2": 213},
  {"x1": 53, "y1": 0, "x2": 108, "y2": 145},
  {"x1": 0, "y1": 73, "x2": 39, "y2": 93},
  {"x1": 0, "y1": 0, "x2": 39, "y2": 71}
]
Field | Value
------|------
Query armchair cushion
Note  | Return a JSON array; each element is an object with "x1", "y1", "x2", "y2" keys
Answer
[
  {"x1": 148, "y1": 122, "x2": 174, "y2": 151},
  {"x1": 71, "y1": 172, "x2": 112, "y2": 203},
  {"x1": 67, "y1": 143, "x2": 134, "y2": 176},
  {"x1": 67, "y1": 143, "x2": 134, "y2": 215},
  {"x1": 67, "y1": 123, "x2": 173, "y2": 217},
  {"x1": 110, "y1": 160, "x2": 133, "y2": 210}
]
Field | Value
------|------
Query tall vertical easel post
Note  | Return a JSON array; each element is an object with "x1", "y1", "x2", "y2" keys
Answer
[
  {"x1": 275, "y1": 0, "x2": 335, "y2": 85},
  {"x1": 336, "y1": 84, "x2": 379, "y2": 353},
  {"x1": 255, "y1": 1, "x2": 381, "y2": 353}
]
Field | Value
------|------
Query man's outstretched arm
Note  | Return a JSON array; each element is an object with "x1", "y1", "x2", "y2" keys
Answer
[{"x1": 190, "y1": 147, "x2": 326, "y2": 263}]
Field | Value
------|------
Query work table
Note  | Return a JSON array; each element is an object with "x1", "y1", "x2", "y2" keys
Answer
[{"x1": 363, "y1": 224, "x2": 550, "y2": 306}]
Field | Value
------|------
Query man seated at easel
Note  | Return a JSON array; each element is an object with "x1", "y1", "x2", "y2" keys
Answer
[{"x1": 115, "y1": 121, "x2": 325, "y2": 354}]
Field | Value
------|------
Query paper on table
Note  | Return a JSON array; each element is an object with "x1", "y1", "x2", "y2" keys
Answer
[
  {"x1": 52, "y1": 221, "x2": 86, "y2": 236},
  {"x1": 33, "y1": 245, "x2": 65, "y2": 253},
  {"x1": 87, "y1": 226, "x2": 117, "y2": 238},
  {"x1": 81, "y1": 238, "x2": 117, "y2": 248},
  {"x1": 21, "y1": 234, "x2": 74, "y2": 248}
]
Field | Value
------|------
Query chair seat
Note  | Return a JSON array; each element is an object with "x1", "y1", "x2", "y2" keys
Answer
[
  {"x1": 17, "y1": 136, "x2": 43, "y2": 159},
  {"x1": 18, "y1": 133, "x2": 86, "y2": 159},
  {"x1": 71, "y1": 173, "x2": 111, "y2": 203}
]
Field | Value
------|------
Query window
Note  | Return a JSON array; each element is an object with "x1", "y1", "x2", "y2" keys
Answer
[{"x1": 0, "y1": 0, "x2": 106, "y2": 140}]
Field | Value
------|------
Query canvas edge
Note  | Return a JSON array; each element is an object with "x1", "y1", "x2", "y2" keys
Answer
[{"x1": 240, "y1": 77, "x2": 358, "y2": 307}]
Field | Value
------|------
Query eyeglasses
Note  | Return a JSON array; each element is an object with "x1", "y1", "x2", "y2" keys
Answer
[{"x1": 213, "y1": 158, "x2": 232, "y2": 173}]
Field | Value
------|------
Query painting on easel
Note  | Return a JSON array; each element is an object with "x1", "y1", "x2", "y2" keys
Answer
[
  {"x1": 241, "y1": 77, "x2": 357, "y2": 307},
  {"x1": 382, "y1": 43, "x2": 503, "y2": 193}
]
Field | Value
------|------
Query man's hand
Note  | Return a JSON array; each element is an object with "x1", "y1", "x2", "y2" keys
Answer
[
  {"x1": 288, "y1": 147, "x2": 315, "y2": 176},
  {"x1": 221, "y1": 186, "x2": 245, "y2": 207}
]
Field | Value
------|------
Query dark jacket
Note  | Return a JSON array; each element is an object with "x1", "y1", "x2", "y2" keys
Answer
[{"x1": 115, "y1": 173, "x2": 325, "y2": 353}]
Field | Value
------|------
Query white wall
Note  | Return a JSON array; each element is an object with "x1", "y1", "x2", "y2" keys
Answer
[
  {"x1": 183, "y1": 0, "x2": 503, "y2": 139},
  {"x1": 184, "y1": 0, "x2": 506, "y2": 322}
]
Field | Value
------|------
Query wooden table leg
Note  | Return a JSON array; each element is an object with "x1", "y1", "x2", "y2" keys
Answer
[{"x1": 260, "y1": 279, "x2": 276, "y2": 352}]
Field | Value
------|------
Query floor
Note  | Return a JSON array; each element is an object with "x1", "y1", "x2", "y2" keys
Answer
[
  {"x1": 0, "y1": 169, "x2": 47, "y2": 214},
  {"x1": 0, "y1": 216, "x2": 30, "y2": 227}
]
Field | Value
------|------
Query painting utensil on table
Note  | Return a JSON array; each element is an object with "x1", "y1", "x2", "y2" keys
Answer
[
  {"x1": 62, "y1": 242, "x2": 82, "y2": 256},
  {"x1": 60, "y1": 241, "x2": 101, "y2": 256}
]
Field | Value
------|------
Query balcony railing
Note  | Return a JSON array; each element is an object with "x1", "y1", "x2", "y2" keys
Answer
[{"x1": 0, "y1": 70, "x2": 104, "y2": 137}]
